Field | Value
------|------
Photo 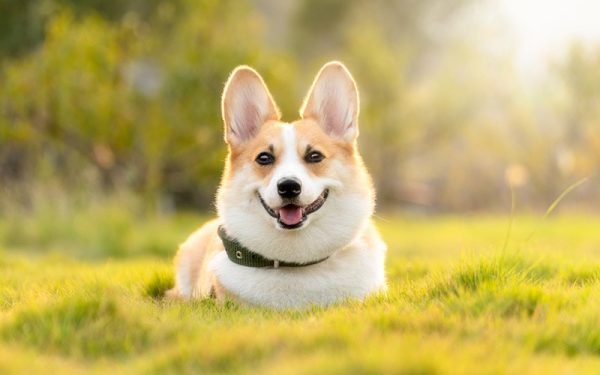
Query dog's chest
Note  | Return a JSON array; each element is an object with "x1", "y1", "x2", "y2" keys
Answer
[{"x1": 208, "y1": 236, "x2": 386, "y2": 309}]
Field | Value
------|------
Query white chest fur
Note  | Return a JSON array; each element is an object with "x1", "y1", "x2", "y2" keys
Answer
[{"x1": 209, "y1": 234, "x2": 386, "y2": 309}]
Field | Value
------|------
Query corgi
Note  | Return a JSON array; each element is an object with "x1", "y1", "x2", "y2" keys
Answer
[{"x1": 169, "y1": 61, "x2": 386, "y2": 309}]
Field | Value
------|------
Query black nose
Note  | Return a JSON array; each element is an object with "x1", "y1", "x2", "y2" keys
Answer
[{"x1": 277, "y1": 178, "x2": 302, "y2": 199}]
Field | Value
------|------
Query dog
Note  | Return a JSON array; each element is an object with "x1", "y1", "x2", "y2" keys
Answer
[{"x1": 168, "y1": 61, "x2": 386, "y2": 309}]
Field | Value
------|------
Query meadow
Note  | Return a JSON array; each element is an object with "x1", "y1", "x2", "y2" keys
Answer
[{"x1": 2, "y1": 208, "x2": 600, "y2": 374}]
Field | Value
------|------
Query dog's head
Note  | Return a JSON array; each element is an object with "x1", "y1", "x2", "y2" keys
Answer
[{"x1": 216, "y1": 62, "x2": 374, "y2": 263}]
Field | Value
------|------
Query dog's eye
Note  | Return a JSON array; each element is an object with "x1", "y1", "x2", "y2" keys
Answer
[
  {"x1": 305, "y1": 150, "x2": 325, "y2": 163},
  {"x1": 256, "y1": 152, "x2": 275, "y2": 166}
]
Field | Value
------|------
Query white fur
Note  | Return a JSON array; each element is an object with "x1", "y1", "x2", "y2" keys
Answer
[
  {"x1": 176, "y1": 266, "x2": 193, "y2": 298},
  {"x1": 175, "y1": 229, "x2": 205, "y2": 298},
  {"x1": 209, "y1": 223, "x2": 386, "y2": 309}
]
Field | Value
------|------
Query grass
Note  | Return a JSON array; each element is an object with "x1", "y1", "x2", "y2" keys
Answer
[{"x1": 2, "y1": 210, "x2": 600, "y2": 374}]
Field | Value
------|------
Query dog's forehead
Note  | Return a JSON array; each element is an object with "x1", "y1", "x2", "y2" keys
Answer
[
  {"x1": 252, "y1": 119, "x2": 331, "y2": 149},
  {"x1": 253, "y1": 121, "x2": 286, "y2": 145},
  {"x1": 229, "y1": 119, "x2": 346, "y2": 172},
  {"x1": 290, "y1": 119, "x2": 332, "y2": 145}
]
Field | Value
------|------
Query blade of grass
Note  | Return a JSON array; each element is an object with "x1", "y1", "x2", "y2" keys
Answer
[
  {"x1": 525, "y1": 176, "x2": 590, "y2": 242},
  {"x1": 501, "y1": 182, "x2": 516, "y2": 254},
  {"x1": 543, "y1": 177, "x2": 590, "y2": 219}
]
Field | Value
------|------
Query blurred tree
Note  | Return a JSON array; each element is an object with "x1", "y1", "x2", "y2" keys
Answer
[
  {"x1": 0, "y1": 0, "x2": 293, "y2": 210},
  {"x1": 0, "y1": 0, "x2": 49, "y2": 57},
  {"x1": 0, "y1": 0, "x2": 171, "y2": 58},
  {"x1": 290, "y1": 0, "x2": 479, "y2": 203},
  {"x1": 553, "y1": 44, "x2": 600, "y2": 203}
]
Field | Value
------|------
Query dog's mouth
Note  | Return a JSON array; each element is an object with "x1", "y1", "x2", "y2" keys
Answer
[{"x1": 258, "y1": 189, "x2": 329, "y2": 229}]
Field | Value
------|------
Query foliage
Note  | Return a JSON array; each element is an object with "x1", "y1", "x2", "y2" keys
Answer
[
  {"x1": 0, "y1": 0, "x2": 293, "y2": 209},
  {"x1": 0, "y1": 0, "x2": 599, "y2": 212}
]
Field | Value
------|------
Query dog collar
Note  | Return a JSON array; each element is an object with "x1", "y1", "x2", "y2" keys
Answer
[{"x1": 217, "y1": 225, "x2": 329, "y2": 268}]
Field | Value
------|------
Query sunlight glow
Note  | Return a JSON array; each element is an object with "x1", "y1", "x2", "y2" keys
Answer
[{"x1": 500, "y1": 0, "x2": 600, "y2": 73}]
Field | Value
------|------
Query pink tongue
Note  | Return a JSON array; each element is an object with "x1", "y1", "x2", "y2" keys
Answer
[{"x1": 279, "y1": 205, "x2": 304, "y2": 225}]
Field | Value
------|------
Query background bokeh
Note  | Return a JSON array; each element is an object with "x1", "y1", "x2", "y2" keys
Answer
[{"x1": 1, "y1": 0, "x2": 599, "y2": 216}]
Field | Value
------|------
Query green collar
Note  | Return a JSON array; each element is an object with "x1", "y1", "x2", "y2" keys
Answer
[{"x1": 217, "y1": 225, "x2": 329, "y2": 268}]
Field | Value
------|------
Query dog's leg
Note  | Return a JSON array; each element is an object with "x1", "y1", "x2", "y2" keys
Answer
[{"x1": 171, "y1": 219, "x2": 222, "y2": 299}]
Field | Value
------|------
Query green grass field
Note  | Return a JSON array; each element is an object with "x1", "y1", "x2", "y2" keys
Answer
[{"x1": 2, "y1": 211, "x2": 600, "y2": 374}]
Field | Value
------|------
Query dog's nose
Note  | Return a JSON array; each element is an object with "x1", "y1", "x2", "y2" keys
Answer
[{"x1": 277, "y1": 178, "x2": 302, "y2": 199}]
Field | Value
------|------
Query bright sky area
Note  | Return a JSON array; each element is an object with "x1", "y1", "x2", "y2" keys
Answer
[{"x1": 500, "y1": 0, "x2": 600, "y2": 73}]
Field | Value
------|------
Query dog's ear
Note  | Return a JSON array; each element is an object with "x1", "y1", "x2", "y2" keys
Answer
[
  {"x1": 300, "y1": 61, "x2": 359, "y2": 142},
  {"x1": 222, "y1": 66, "x2": 280, "y2": 145}
]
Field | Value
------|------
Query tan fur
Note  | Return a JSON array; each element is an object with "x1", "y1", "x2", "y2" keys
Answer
[
  {"x1": 226, "y1": 119, "x2": 357, "y2": 183},
  {"x1": 228, "y1": 121, "x2": 284, "y2": 177},
  {"x1": 168, "y1": 219, "x2": 230, "y2": 302}
]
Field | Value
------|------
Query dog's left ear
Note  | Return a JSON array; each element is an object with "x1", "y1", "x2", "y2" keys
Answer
[
  {"x1": 300, "y1": 61, "x2": 359, "y2": 142},
  {"x1": 222, "y1": 66, "x2": 280, "y2": 146}
]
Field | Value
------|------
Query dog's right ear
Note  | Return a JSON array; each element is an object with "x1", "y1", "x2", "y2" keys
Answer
[
  {"x1": 222, "y1": 66, "x2": 280, "y2": 146},
  {"x1": 300, "y1": 61, "x2": 359, "y2": 142}
]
